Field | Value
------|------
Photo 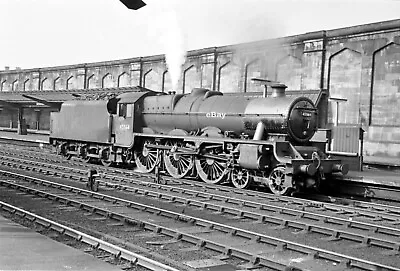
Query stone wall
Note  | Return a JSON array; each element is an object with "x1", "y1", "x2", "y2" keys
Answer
[{"x1": 1, "y1": 19, "x2": 399, "y2": 164}]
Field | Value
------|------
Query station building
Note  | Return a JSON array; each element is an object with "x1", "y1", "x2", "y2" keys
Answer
[{"x1": 0, "y1": 19, "x2": 399, "y2": 165}]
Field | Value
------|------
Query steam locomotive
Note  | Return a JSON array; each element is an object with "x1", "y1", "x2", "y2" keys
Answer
[{"x1": 50, "y1": 84, "x2": 348, "y2": 195}]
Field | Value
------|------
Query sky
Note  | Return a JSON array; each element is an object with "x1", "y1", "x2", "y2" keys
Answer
[{"x1": 0, "y1": 0, "x2": 400, "y2": 70}]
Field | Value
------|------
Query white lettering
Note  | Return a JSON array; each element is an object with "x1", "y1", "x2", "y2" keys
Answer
[
  {"x1": 205, "y1": 112, "x2": 226, "y2": 119},
  {"x1": 119, "y1": 124, "x2": 130, "y2": 130}
]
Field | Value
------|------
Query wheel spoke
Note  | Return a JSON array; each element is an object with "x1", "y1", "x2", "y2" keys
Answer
[
  {"x1": 268, "y1": 166, "x2": 292, "y2": 196},
  {"x1": 231, "y1": 168, "x2": 252, "y2": 189},
  {"x1": 163, "y1": 141, "x2": 194, "y2": 179},
  {"x1": 195, "y1": 154, "x2": 227, "y2": 184},
  {"x1": 210, "y1": 165, "x2": 215, "y2": 179},
  {"x1": 134, "y1": 139, "x2": 159, "y2": 173}
]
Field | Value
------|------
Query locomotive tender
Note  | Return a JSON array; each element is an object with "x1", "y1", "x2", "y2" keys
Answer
[{"x1": 50, "y1": 85, "x2": 348, "y2": 195}]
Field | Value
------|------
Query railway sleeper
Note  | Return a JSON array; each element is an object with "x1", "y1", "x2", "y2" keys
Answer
[{"x1": 3, "y1": 172, "x2": 400, "y2": 270}]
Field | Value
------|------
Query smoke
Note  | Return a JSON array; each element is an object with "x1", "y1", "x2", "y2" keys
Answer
[
  {"x1": 161, "y1": 9, "x2": 186, "y2": 91},
  {"x1": 148, "y1": 3, "x2": 187, "y2": 92}
]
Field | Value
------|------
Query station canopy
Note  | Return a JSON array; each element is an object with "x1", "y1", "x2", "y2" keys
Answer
[
  {"x1": 0, "y1": 87, "x2": 141, "y2": 109},
  {"x1": 0, "y1": 87, "x2": 324, "y2": 109}
]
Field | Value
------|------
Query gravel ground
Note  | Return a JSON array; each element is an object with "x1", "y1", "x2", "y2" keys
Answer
[
  {"x1": 0, "y1": 201, "x2": 150, "y2": 271},
  {"x1": 1, "y1": 145, "x2": 400, "y2": 269},
  {"x1": 2, "y1": 178, "x2": 399, "y2": 269},
  {"x1": 0, "y1": 180, "x2": 253, "y2": 270}
]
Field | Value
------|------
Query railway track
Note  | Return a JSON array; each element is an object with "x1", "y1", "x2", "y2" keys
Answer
[
  {"x1": 2, "y1": 136, "x2": 400, "y2": 202},
  {"x1": 2, "y1": 149, "x2": 400, "y2": 223},
  {"x1": 2, "y1": 143, "x2": 400, "y2": 204},
  {"x1": 2, "y1": 154, "x2": 400, "y2": 254},
  {"x1": 0, "y1": 201, "x2": 179, "y2": 271},
  {"x1": 1, "y1": 164, "x2": 400, "y2": 270}
]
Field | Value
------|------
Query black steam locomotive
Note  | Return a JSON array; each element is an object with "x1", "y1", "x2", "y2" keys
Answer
[{"x1": 50, "y1": 84, "x2": 348, "y2": 195}]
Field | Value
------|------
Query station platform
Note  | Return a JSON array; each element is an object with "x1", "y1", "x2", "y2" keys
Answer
[
  {"x1": 0, "y1": 214, "x2": 120, "y2": 271},
  {"x1": 0, "y1": 129, "x2": 49, "y2": 144},
  {"x1": 0, "y1": 130, "x2": 398, "y2": 188},
  {"x1": 342, "y1": 166, "x2": 400, "y2": 188}
]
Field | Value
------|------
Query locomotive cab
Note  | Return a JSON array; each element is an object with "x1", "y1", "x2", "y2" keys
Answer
[
  {"x1": 113, "y1": 90, "x2": 157, "y2": 147},
  {"x1": 114, "y1": 102, "x2": 134, "y2": 146}
]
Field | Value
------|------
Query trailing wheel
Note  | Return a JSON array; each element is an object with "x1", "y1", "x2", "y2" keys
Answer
[
  {"x1": 163, "y1": 141, "x2": 194, "y2": 179},
  {"x1": 195, "y1": 154, "x2": 227, "y2": 184},
  {"x1": 267, "y1": 165, "x2": 293, "y2": 196},
  {"x1": 134, "y1": 139, "x2": 159, "y2": 173},
  {"x1": 231, "y1": 168, "x2": 252, "y2": 189}
]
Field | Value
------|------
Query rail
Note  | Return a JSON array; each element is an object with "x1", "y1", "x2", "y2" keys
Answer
[
  {"x1": 1, "y1": 169, "x2": 400, "y2": 270},
  {"x1": 0, "y1": 200, "x2": 180, "y2": 271}
]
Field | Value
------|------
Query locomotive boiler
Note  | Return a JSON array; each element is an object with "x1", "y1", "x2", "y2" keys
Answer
[
  {"x1": 141, "y1": 85, "x2": 317, "y2": 143},
  {"x1": 50, "y1": 85, "x2": 348, "y2": 196}
]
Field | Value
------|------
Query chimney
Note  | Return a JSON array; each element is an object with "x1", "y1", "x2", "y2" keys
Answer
[
  {"x1": 250, "y1": 78, "x2": 287, "y2": 98},
  {"x1": 271, "y1": 83, "x2": 287, "y2": 98},
  {"x1": 4, "y1": 66, "x2": 10, "y2": 71}
]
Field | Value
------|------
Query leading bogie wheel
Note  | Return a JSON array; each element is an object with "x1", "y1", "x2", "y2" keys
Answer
[
  {"x1": 231, "y1": 168, "x2": 252, "y2": 189},
  {"x1": 267, "y1": 165, "x2": 293, "y2": 196}
]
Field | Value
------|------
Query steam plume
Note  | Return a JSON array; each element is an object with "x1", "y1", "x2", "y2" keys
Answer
[{"x1": 158, "y1": 8, "x2": 186, "y2": 92}]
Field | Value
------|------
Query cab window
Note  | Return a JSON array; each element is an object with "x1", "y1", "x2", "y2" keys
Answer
[
  {"x1": 118, "y1": 103, "x2": 127, "y2": 117},
  {"x1": 126, "y1": 104, "x2": 133, "y2": 118}
]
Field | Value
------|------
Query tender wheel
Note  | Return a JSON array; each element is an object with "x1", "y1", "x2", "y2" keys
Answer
[
  {"x1": 195, "y1": 155, "x2": 227, "y2": 184},
  {"x1": 231, "y1": 168, "x2": 252, "y2": 189},
  {"x1": 55, "y1": 144, "x2": 62, "y2": 155},
  {"x1": 163, "y1": 141, "x2": 194, "y2": 178},
  {"x1": 134, "y1": 139, "x2": 159, "y2": 173},
  {"x1": 56, "y1": 143, "x2": 70, "y2": 159},
  {"x1": 101, "y1": 159, "x2": 112, "y2": 167},
  {"x1": 267, "y1": 166, "x2": 293, "y2": 196},
  {"x1": 121, "y1": 149, "x2": 133, "y2": 164},
  {"x1": 100, "y1": 148, "x2": 112, "y2": 167},
  {"x1": 83, "y1": 156, "x2": 92, "y2": 163},
  {"x1": 64, "y1": 147, "x2": 72, "y2": 160},
  {"x1": 81, "y1": 147, "x2": 92, "y2": 163}
]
